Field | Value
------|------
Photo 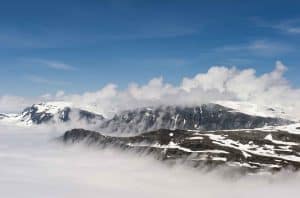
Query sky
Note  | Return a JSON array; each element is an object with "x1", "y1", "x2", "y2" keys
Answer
[{"x1": 0, "y1": 0, "x2": 300, "y2": 96}]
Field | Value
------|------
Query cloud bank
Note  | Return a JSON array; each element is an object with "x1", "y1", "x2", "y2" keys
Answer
[
  {"x1": 61, "y1": 61, "x2": 300, "y2": 119},
  {"x1": 1, "y1": 124, "x2": 300, "y2": 198},
  {"x1": 1, "y1": 61, "x2": 300, "y2": 119}
]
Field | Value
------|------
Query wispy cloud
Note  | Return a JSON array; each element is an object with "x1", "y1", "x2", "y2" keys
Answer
[
  {"x1": 26, "y1": 75, "x2": 70, "y2": 86},
  {"x1": 216, "y1": 40, "x2": 292, "y2": 56},
  {"x1": 253, "y1": 17, "x2": 300, "y2": 35},
  {"x1": 28, "y1": 59, "x2": 76, "y2": 71},
  {"x1": 274, "y1": 20, "x2": 300, "y2": 34}
]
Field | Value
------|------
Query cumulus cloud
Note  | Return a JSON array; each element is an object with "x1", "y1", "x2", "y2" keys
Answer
[
  {"x1": 52, "y1": 61, "x2": 299, "y2": 119},
  {"x1": 1, "y1": 61, "x2": 300, "y2": 119}
]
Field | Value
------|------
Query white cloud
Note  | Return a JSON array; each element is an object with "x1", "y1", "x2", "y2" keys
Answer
[
  {"x1": 181, "y1": 66, "x2": 237, "y2": 92},
  {"x1": 1, "y1": 125, "x2": 300, "y2": 198},
  {"x1": 29, "y1": 59, "x2": 76, "y2": 71},
  {"x1": 53, "y1": 61, "x2": 299, "y2": 119},
  {"x1": 254, "y1": 18, "x2": 300, "y2": 35},
  {"x1": 273, "y1": 19, "x2": 300, "y2": 34},
  {"x1": 41, "y1": 60, "x2": 75, "y2": 70},
  {"x1": 55, "y1": 90, "x2": 65, "y2": 98},
  {"x1": 218, "y1": 40, "x2": 292, "y2": 56},
  {"x1": 2, "y1": 61, "x2": 300, "y2": 119}
]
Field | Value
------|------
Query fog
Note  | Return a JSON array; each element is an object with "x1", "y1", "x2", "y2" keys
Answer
[{"x1": 1, "y1": 124, "x2": 300, "y2": 198}]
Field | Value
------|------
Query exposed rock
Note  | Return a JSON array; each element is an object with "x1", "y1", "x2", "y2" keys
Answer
[
  {"x1": 1, "y1": 102, "x2": 104, "y2": 126},
  {"x1": 99, "y1": 104, "x2": 292, "y2": 133},
  {"x1": 61, "y1": 128, "x2": 300, "y2": 172}
]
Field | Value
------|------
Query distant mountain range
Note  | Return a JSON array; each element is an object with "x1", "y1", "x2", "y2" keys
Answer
[
  {"x1": 0, "y1": 101, "x2": 293, "y2": 133},
  {"x1": 2, "y1": 100, "x2": 300, "y2": 172}
]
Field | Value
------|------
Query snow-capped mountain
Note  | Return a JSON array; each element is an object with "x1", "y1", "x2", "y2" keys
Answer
[
  {"x1": 61, "y1": 126, "x2": 300, "y2": 172},
  {"x1": 0, "y1": 113, "x2": 9, "y2": 119},
  {"x1": 99, "y1": 104, "x2": 292, "y2": 134},
  {"x1": 215, "y1": 101, "x2": 293, "y2": 120},
  {"x1": 2, "y1": 100, "x2": 300, "y2": 172},
  {"x1": 0, "y1": 102, "x2": 104, "y2": 126},
  {"x1": 0, "y1": 101, "x2": 297, "y2": 134}
]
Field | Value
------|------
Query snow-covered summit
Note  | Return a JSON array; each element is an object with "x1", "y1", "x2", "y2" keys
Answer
[
  {"x1": 215, "y1": 100, "x2": 293, "y2": 120},
  {"x1": 0, "y1": 101, "x2": 104, "y2": 126},
  {"x1": 99, "y1": 103, "x2": 292, "y2": 134},
  {"x1": 28, "y1": 101, "x2": 73, "y2": 114},
  {"x1": 0, "y1": 100, "x2": 298, "y2": 133}
]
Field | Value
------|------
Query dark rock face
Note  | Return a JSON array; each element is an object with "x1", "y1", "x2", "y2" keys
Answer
[
  {"x1": 99, "y1": 104, "x2": 291, "y2": 133},
  {"x1": 21, "y1": 106, "x2": 56, "y2": 124},
  {"x1": 61, "y1": 128, "x2": 300, "y2": 172},
  {"x1": 21, "y1": 105, "x2": 104, "y2": 124},
  {"x1": 0, "y1": 114, "x2": 8, "y2": 120}
]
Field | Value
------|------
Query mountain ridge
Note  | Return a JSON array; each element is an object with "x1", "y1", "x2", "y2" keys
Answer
[
  {"x1": 0, "y1": 102, "x2": 104, "y2": 126},
  {"x1": 0, "y1": 101, "x2": 295, "y2": 132},
  {"x1": 61, "y1": 128, "x2": 300, "y2": 172},
  {"x1": 99, "y1": 104, "x2": 293, "y2": 134}
]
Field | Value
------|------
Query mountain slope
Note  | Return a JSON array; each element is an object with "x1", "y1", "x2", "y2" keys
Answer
[
  {"x1": 0, "y1": 101, "x2": 295, "y2": 132},
  {"x1": 99, "y1": 104, "x2": 292, "y2": 134},
  {"x1": 61, "y1": 127, "x2": 300, "y2": 172},
  {"x1": 0, "y1": 102, "x2": 104, "y2": 126}
]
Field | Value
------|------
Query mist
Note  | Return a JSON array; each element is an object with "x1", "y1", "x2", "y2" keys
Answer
[{"x1": 1, "y1": 124, "x2": 300, "y2": 198}]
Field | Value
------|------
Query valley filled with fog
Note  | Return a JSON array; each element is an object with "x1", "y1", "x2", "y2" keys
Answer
[
  {"x1": 1, "y1": 0, "x2": 300, "y2": 197},
  {"x1": 1, "y1": 124, "x2": 300, "y2": 198},
  {"x1": 0, "y1": 62, "x2": 300, "y2": 197}
]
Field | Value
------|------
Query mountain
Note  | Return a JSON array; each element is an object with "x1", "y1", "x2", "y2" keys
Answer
[
  {"x1": 99, "y1": 104, "x2": 292, "y2": 134},
  {"x1": 0, "y1": 102, "x2": 104, "y2": 126},
  {"x1": 61, "y1": 125, "x2": 300, "y2": 172},
  {"x1": 0, "y1": 113, "x2": 9, "y2": 119},
  {"x1": 0, "y1": 101, "x2": 295, "y2": 133},
  {"x1": 2, "y1": 100, "x2": 300, "y2": 172}
]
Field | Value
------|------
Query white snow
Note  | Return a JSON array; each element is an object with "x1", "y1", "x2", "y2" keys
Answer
[
  {"x1": 127, "y1": 142, "x2": 229, "y2": 154},
  {"x1": 187, "y1": 136, "x2": 204, "y2": 140},
  {"x1": 264, "y1": 134, "x2": 299, "y2": 146},
  {"x1": 264, "y1": 134, "x2": 273, "y2": 141},
  {"x1": 215, "y1": 100, "x2": 293, "y2": 120},
  {"x1": 205, "y1": 133, "x2": 300, "y2": 163},
  {"x1": 211, "y1": 157, "x2": 227, "y2": 161},
  {"x1": 259, "y1": 123, "x2": 300, "y2": 134},
  {"x1": 0, "y1": 101, "x2": 73, "y2": 127},
  {"x1": 34, "y1": 102, "x2": 72, "y2": 114}
]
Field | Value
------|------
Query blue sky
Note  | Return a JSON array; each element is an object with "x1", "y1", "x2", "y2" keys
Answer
[{"x1": 1, "y1": 0, "x2": 300, "y2": 96}]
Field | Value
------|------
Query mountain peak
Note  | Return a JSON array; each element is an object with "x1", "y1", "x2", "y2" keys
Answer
[{"x1": 0, "y1": 101, "x2": 103, "y2": 126}]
